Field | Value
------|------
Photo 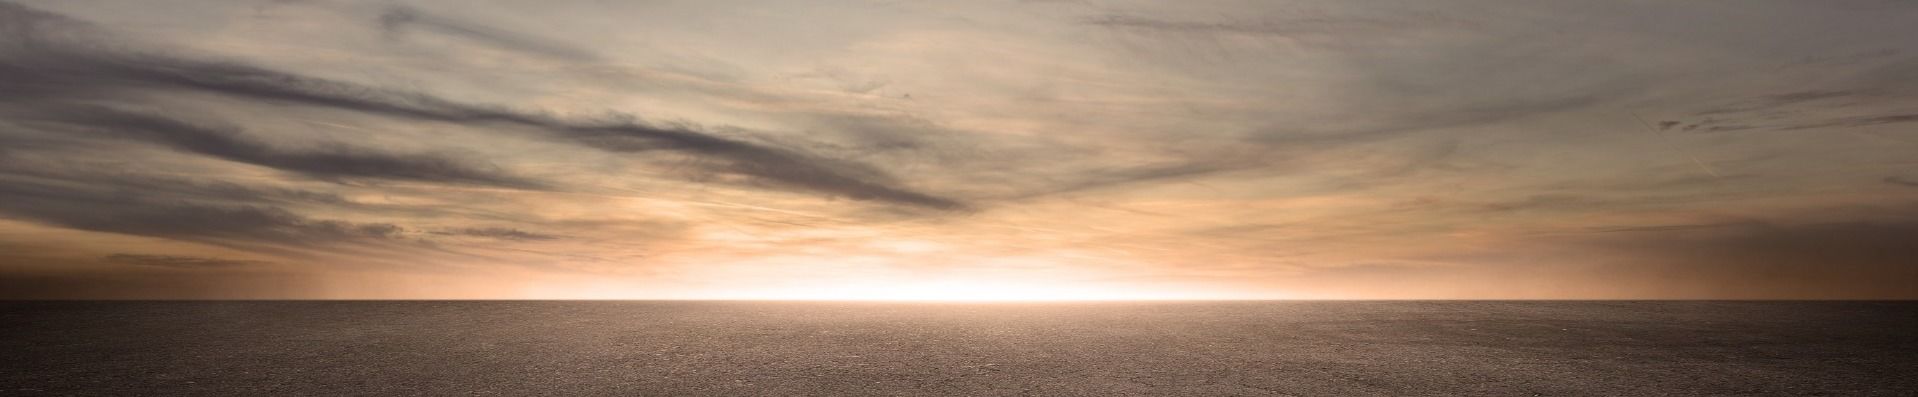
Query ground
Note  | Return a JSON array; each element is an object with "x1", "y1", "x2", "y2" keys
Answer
[{"x1": 3, "y1": 301, "x2": 1915, "y2": 396}]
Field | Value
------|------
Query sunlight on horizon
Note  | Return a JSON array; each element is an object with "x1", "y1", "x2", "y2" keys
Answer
[{"x1": 520, "y1": 278, "x2": 1266, "y2": 301}]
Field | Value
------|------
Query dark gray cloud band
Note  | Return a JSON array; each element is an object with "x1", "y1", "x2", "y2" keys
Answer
[
  {"x1": 432, "y1": 227, "x2": 562, "y2": 241},
  {"x1": 105, "y1": 254, "x2": 268, "y2": 269},
  {"x1": 0, "y1": 1, "x2": 965, "y2": 210},
  {"x1": 379, "y1": 5, "x2": 601, "y2": 62},
  {"x1": 22, "y1": 104, "x2": 544, "y2": 188},
  {"x1": 0, "y1": 174, "x2": 406, "y2": 247}
]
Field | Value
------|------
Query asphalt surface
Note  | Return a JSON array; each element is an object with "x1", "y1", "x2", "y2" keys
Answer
[{"x1": 3, "y1": 301, "x2": 1914, "y2": 396}]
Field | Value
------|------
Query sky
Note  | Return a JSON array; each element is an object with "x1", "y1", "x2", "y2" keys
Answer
[{"x1": 2, "y1": 0, "x2": 1916, "y2": 300}]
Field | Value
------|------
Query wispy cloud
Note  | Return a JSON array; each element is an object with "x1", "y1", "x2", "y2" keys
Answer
[
  {"x1": 1888, "y1": 176, "x2": 1918, "y2": 188},
  {"x1": 105, "y1": 253, "x2": 268, "y2": 269},
  {"x1": 378, "y1": 5, "x2": 601, "y2": 62},
  {"x1": 432, "y1": 227, "x2": 562, "y2": 241},
  {"x1": 23, "y1": 104, "x2": 545, "y2": 188},
  {"x1": 0, "y1": 1, "x2": 965, "y2": 210}
]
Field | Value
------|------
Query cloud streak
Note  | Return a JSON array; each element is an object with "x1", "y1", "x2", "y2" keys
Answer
[
  {"x1": 378, "y1": 5, "x2": 600, "y2": 62},
  {"x1": 0, "y1": 1, "x2": 965, "y2": 210},
  {"x1": 22, "y1": 104, "x2": 544, "y2": 188},
  {"x1": 105, "y1": 254, "x2": 268, "y2": 269},
  {"x1": 0, "y1": 180, "x2": 406, "y2": 246},
  {"x1": 433, "y1": 227, "x2": 562, "y2": 241}
]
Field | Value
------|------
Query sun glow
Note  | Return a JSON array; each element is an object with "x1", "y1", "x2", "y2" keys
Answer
[
  {"x1": 707, "y1": 279, "x2": 1219, "y2": 301},
  {"x1": 518, "y1": 256, "x2": 1265, "y2": 301}
]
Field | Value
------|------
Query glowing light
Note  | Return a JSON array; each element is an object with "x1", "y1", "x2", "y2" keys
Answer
[{"x1": 707, "y1": 279, "x2": 1221, "y2": 301}]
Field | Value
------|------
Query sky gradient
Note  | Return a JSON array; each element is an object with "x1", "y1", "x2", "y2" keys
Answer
[{"x1": 2, "y1": 0, "x2": 1916, "y2": 299}]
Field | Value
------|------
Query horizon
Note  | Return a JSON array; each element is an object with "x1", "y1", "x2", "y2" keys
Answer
[{"x1": 11, "y1": 298, "x2": 1917, "y2": 303}]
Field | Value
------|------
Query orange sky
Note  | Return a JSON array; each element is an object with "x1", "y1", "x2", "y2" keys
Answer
[{"x1": 2, "y1": 0, "x2": 1916, "y2": 299}]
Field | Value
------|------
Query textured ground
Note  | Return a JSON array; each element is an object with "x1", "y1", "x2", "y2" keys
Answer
[{"x1": 2, "y1": 301, "x2": 1915, "y2": 396}]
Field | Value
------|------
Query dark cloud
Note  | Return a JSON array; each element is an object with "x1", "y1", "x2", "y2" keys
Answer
[
  {"x1": 1694, "y1": 90, "x2": 1856, "y2": 116},
  {"x1": 1005, "y1": 161, "x2": 1238, "y2": 200},
  {"x1": 19, "y1": 104, "x2": 545, "y2": 188},
  {"x1": 0, "y1": 1, "x2": 966, "y2": 210},
  {"x1": 82, "y1": 174, "x2": 351, "y2": 206},
  {"x1": 1667, "y1": 112, "x2": 1918, "y2": 133},
  {"x1": 1081, "y1": 12, "x2": 1468, "y2": 41},
  {"x1": 1662, "y1": 87, "x2": 1918, "y2": 133},
  {"x1": 0, "y1": 133, "x2": 589, "y2": 266},
  {"x1": 0, "y1": 174, "x2": 407, "y2": 247},
  {"x1": 1085, "y1": 14, "x2": 1326, "y2": 36},
  {"x1": 1576, "y1": 222, "x2": 1757, "y2": 234},
  {"x1": 1888, "y1": 176, "x2": 1918, "y2": 188},
  {"x1": 0, "y1": 152, "x2": 355, "y2": 207},
  {"x1": 1776, "y1": 113, "x2": 1918, "y2": 131},
  {"x1": 104, "y1": 254, "x2": 267, "y2": 269},
  {"x1": 378, "y1": 5, "x2": 600, "y2": 62},
  {"x1": 432, "y1": 227, "x2": 561, "y2": 241},
  {"x1": 0, "y1": 270, "x2": 319, "y2": 299}
]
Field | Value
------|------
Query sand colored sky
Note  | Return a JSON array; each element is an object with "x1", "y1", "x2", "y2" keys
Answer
[{"x1": 2, "y1": 0, "x2": 1915, "y2": 299}]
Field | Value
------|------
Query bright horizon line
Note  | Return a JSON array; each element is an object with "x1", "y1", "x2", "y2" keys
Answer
[{"x1": 8, "y1": 298, "x2": 1908, "y2": 302}]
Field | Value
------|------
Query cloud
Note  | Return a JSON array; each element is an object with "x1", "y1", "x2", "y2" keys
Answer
[
  {"x1": 432, "y1": 227, "x2": 561, "y2": 241},
  {"x1": 20, "y1": 104, "x2": 545, "y2": 188},
  {"x1": 1693, "y1": 90, "x2": 1857, "y2": 117},
  {"x1": 1003, "y1": 161, "x2": 1239, "y2": 200},
  {"x1": 378, "y1": 4, "x2": 600, "y2": 62},
  {"x1": 1080, "y1": 12, "x2": 1469, "y2": 44},
  {"x1": 0, "y1": 270, "x2": 320, "y2": 299},
  {"x1": 0, "y1": 173, "x2": 407, "y2": 247},
  {"x1": 1888, "y1": 176, "x2": 1918, "y2": 188},
  {"x1": 104, "y1": 253, "x2": 267, "y2": 269},
  {"x1": 0, "y1": 1, "x2": 966, "y2": 210},
  {"x1": 1656, "y1": 74, "x2": 1918, "y2": 132},
  {"x1": 0, "y1": 152, "x2": 359, "y2": 207},
  {"x1": 1776, "y1": 113, "x2": 1918, "y2": 131},
  {"x1": 0, "y1": 139, "x2": 604, "y2": 267}
]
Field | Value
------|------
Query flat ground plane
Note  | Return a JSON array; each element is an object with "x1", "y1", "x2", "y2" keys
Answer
[{"x1": 3, "y1": 301, "x2": 1914, "y2": 396}]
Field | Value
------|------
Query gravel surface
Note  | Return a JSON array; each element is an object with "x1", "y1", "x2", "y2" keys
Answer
[{"x1": 3, "y1": 301, "x2": 1915, "y2": 396}]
